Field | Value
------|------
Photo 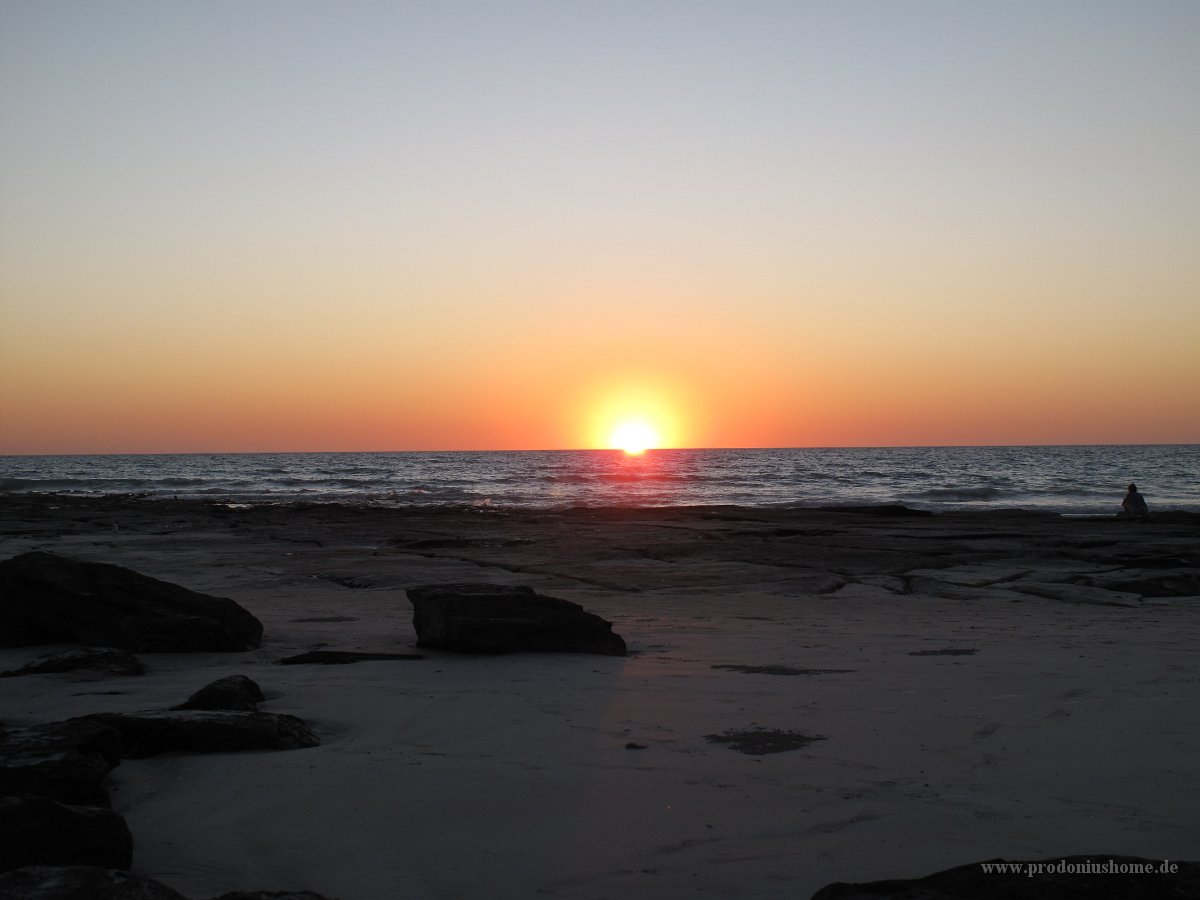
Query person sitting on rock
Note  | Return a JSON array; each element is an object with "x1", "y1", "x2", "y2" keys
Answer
[{"x1": 1121, "y1": 482, "x2": 1149, "y2": 518}]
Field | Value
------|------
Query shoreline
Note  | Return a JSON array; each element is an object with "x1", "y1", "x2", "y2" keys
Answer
[{"x1": 2, "y1": 495, "x2": 1198, "y2": 898}]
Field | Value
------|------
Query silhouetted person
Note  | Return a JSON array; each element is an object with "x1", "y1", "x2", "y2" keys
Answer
[{"x1": 1121, "y1": 482, "x2": 1148, "y2": 518}]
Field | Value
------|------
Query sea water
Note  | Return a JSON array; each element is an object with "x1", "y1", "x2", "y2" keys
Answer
[{"x1": 2, "y1": 446, "x2": 1198, "y2": 514}]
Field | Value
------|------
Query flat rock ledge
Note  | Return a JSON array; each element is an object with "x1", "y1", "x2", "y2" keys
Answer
[
  {"x1": 0, "y1": 719, "x2": 123, "y2": 808},
  {"x1": 0, "y1": 552, "x2": 263, "y2": 652},
  {"x1": 276, "y1": 651, "x2": 423, "y2": 665},
  {"x1": 408, "y1": 583, "x2": 626, "y2": 656},
  {"x1": 0, "y1": 795, "x2": 132, "y2": 873},
  {"x1": 72, "y1": 711, "x2": 319, "y2": 758},
  {"x1": 0, "y1": 866, "x2": 338, "y2": 900},
  {"x1": 0, "y1": 648, "x2": 144, "y2": 679},
  {"x1": 810, "y1": 855, "x2": 1200, "y2": 899}
]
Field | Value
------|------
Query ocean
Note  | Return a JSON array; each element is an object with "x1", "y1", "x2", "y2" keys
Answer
[{"x1": 2, "y1": 446, "x2": 1198, "y2": 514}]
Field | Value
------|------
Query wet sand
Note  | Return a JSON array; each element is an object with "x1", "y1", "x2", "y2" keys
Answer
[{"x1": 1, "y1": 495, "x2": 1198, "y2": 899}]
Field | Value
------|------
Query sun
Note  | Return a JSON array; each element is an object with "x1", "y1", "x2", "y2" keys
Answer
[{"x1": 610, "y1": 420, "x2": 660, "y2": 456}]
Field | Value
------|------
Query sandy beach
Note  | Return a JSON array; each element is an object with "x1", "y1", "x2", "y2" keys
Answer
[{"x1": 1, "y1": 495, "x2": 1198, "y2": 899}]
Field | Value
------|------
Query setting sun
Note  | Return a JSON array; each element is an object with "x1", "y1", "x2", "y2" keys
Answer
[
  {"x1": 582, "y1": 375, "x2": 694, "y2": 452},
  {"x1": 610, "y1": 420, "x2": 660, "y2": 455}
]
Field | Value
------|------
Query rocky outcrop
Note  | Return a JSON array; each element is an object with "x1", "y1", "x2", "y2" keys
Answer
[
  {"x1": 0, "y1": 552, "x2": 263, "y2": 652},
  {"x1": 0, "y1": 866, "x2": 190, "y2": 900},
  {"x1": 212, "y1": 892, "x2": 337, "y2": 900},
  {"x1": 0, "y1": 867, "x2": 339, "y2": 900},
  {"x1": 0, "y1": 719, "x2": 122, "y2": 807},
  {"x1": 810, "y1": 855, "x2": 1200, "y2": 899},
  {"x1": 73, "y1": 711, "x2": 319, "y2": 758},
  {"x1": 0, "y1": 796, "x2": 132, "y2": 873},
  {"x1": 0, "y1": 648, "x2": 145, "y2": 679},
  {"x1": 172, "y1": 676, "x2": 265, "y2": 712},
  {"x1": 276, "y1": 651, "x2": 423, "y2": 665},
  {"x1": 408, "y1": 583, "x2": 626, "y2": 656}
]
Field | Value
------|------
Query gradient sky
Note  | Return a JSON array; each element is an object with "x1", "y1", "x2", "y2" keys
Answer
[{"x1": 2, "y1": 1, "x2": 1197, "y2": 453}]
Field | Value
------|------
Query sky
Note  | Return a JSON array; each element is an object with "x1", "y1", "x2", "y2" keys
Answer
[{"x1": 1, "y1": 0, "x2": 1198, "y2": 454}]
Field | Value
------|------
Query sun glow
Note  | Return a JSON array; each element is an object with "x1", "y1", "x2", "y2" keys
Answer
[
  {"x1": 582, "y1": 374, "x2": 694, "y2": 452},
  {"x1": 610, "y1": 420, "x2": 660, "y2": 455}
]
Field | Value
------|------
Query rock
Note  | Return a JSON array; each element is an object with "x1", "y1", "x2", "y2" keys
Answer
[
  {"x1": 73, "y1": 711, "x2": 319, "y2": 758},
  {"x1": 0, "y1": 866, "x2": 190, "y2": 900},
  {"x1": 712, "y1": 664, "x2": 855, "y2": 675},
  {"x1": 0, "y1": 719, "x2": 122, "y2": 807},
  {"x1": 211, "y1": 892, "x2": 338, "y2": 900},
  {"x1": 276, "y1": 651, "x2": 423, "y2": 665},
  {"x1": 1010, "y1": 581, "x2": 1142, "y2": 607},
  {"x1": 0, "y1": 796, "x2": 132, "y2": 872},
  {"x1": 704, "y1": 728, "x2": 825, "y2": 755},
  {"x1": 1087, "y1": 570, "x2": 1200, "y2": 598},
  {"x1": 819, "y1": 505, "x2": 934, "y2": 517},
  {"x1": 0, "y1": 551, "x2": 263, "y2": 652},
  {"x1": 407, "y1": 583, "x2": 626, "y2": 656},
  {"x1": 0, "y1": 648, "x2": 144, "y2": 679},
  {"x1": 172, "y1": 675, "x2": 265, "y2": 712},
  {"x1": 809, "y1": 855, "x2": 1200, "y2": 899},
  {"x1": 0, "y1": 867, "x2": 341, "y2": 900}
]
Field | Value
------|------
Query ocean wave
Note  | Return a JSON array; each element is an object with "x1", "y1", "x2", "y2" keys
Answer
[{"x1": 0, "y1": 477, "x2": 117, "y2": 492}]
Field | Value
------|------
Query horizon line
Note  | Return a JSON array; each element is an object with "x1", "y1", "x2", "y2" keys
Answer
[{"x1": 3, "y1": 441, "x2": 1198, "y2": 459}]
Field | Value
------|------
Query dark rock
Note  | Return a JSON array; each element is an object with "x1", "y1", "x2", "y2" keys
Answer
[
  {"x1": 819, "y1": 505, "x2": 934, "y2": 517},
  {"x1": 0, "y1": 552, "x2": 263, "y2": 652},
  {"x1": 276, "y1": 651, "x2": 423, "y2": 665},
  {"x1": 705, "y1": 728, "x2": 826, "y2": 755},
  {"x1": 1113, "y1": 556, "x2": 1191, "y2": 569},
  {"x1": 0, "y1": 648, "x2": 144, "y2": 679},
  {"x1": 809, "y1": 855, "x2": 1200, "y2": 899},
  {"x1": 172, "y1": 675, "x2": 265, "y2": 711},
  {"x1": 0, "y1": 795, "x2": 132, "y2": 872},
  {"x1": 74, "y1": 710, "x2": 319, "y2": 758},
  {"x1": 0, "y1": 866, "x2": 190, "y2": 900},
  {"x1": 712, "y1": 664, "x2": 855, "y2": 675},
  {"x1": 211, "y1": 892, "x2": 339, "y2": 900},
  {"x1": 908, "y1": 648, "x2": 979, "y2": 657},
  {"x1": 407, "y1": 583, "x2": 626, "y2": 656},
  {"x1": 0, "y1": 719, "x2": 122, "y2": 807},
  {"x1": 1089, "y1": 571, "x2": 1200, "y2": 598}
]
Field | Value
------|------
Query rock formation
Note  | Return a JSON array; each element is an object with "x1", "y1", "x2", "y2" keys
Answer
[
  {"x1": 172, "y1": 675, "x2": 265, "y2": 712},
  {"x1": 0, "y1": 796, "x2": 132, "y2": 872},
  {"x1": 72, "y1": 711, "x2": 319, "y2": 758},
  {"x1": 0, "y1": 552, "x2": 263, "y2": 652},
  {"x1": 0, "y1": 648, "x2": 144, "y2": 679},
  {"x1": 408, "y1": 583, "x2": 626, "y2": 655}
]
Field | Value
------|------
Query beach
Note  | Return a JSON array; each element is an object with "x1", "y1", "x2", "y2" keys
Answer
[{"x1": 1, "y1": 495, "x2": 1198, "y2": 899}]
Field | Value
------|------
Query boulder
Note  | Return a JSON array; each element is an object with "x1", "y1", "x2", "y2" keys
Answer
[
  {"x1": 0, "y1": 719, "x2": 122, "y2": 807},
  {"x1": 408, "y1": 583, "x2": 626, "y2": 656},
  {"x1": 73, "y1": 711, "x2": 319, "y2": 758},
  {"x1": 0, "y1": 796, "x2": 132, "y2": 873},
  {"x1": 0, "y1": 866, "x2": 189, "y2": 900},
  {"x1": 0, "y1": 552, "x2": 263, "y2": 652},
  {"x1": 810, "y1": 855, "x2": 1200, "y2": 899},
  {"x1": 0, "y1": 648, "x2": 144, "y2": 679},
  {"x1": 172, "y1": 675, "x2": 265, "y2": 712}
]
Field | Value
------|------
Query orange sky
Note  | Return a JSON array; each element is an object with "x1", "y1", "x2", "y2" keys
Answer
[{"x1": 2, "y1": 3, "x2": 1198, "y2": 454}]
